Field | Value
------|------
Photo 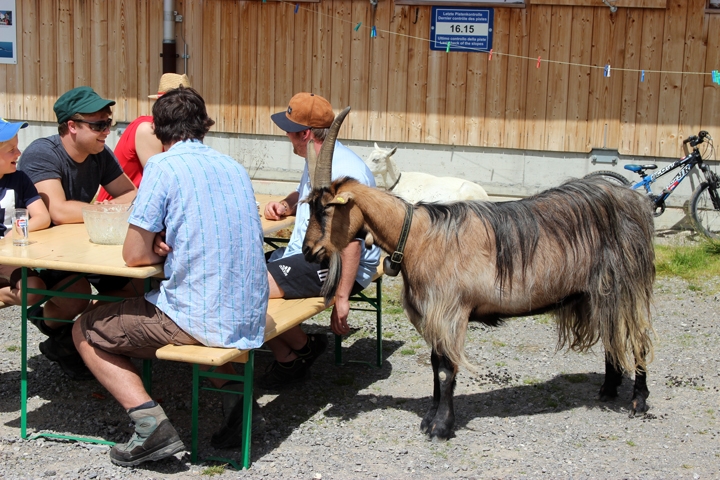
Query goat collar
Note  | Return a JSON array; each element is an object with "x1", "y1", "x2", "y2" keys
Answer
[
  {"x1": 383, "y1": 202, "x2": 413, "y2": 277},
  {"x1": 387, "y1": 172, "x2": 402, "y2": 191}
]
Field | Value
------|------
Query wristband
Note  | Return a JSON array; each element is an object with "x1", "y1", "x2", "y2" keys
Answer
[{"x1": 280, "y1": 200, "x2": 291, "y2": 213}]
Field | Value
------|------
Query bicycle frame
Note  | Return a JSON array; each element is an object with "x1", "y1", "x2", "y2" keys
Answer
[{"x1": 629, "y1": 150, "x2": 702, "y2": 210}]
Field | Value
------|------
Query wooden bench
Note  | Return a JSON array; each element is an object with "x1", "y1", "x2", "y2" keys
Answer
[{"x1": 150, "y1": 266, "x2": 384, "y2": 469}]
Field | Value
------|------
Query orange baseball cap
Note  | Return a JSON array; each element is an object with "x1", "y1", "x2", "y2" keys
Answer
[{"x1": 271, "y1": 93, "x2": 334, "y2": 133}]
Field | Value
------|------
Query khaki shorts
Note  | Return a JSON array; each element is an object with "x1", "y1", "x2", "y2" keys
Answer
[{"x1": 78, "y1": 296, "x2": 199, "y2": 359}]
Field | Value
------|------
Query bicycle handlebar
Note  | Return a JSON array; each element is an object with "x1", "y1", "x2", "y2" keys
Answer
[{"x1": 683, "y1": 130, "x2": 710, "y2": 148}]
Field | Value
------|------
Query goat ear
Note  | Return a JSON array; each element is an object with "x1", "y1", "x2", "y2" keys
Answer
[
  {"x1": 328, "y1": 191, "x2": 354, "y2": 205},
  {"x1": 389, "y1": 147, "x2": 397, "y2": 157},
  {"x1": 374, "y1": 142, "x2": 380, "y2": 150}
]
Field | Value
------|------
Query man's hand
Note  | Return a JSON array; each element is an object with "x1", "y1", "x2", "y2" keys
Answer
[
  {"x1": 264, "y1": 201, "x2": 288, "y2": 221},
  {"x1": 153, "y1": 230, "x2": 172, "y2": 257},
  {"x1": 330, "y1": 298, "x2": 351, "y2": 336}
]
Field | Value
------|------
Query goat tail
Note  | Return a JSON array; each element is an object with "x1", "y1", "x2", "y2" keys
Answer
[
  {"x1": 321, "y1": 251, "x2": 342, "y2": 306},
  {"x1": 413, "y1": 289, "x2": 476, "y2": 373}
]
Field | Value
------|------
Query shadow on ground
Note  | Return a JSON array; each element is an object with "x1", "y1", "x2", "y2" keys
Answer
[{"x1": 1, "y1": 331, "x2": 405, "y2": 472}]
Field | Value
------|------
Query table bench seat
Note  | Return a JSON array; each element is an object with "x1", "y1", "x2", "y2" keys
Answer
[
  {"x1": 156, "y1": 296, "x2": 330, "y2": 366},
  {"x1": 151, "y1": 263, "x2": 385, "y2": 470}
]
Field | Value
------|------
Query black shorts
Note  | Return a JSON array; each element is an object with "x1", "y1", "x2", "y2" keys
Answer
[
  {"x1": 38, "y1": 269, "x2": 130, "y2": 294},
  {"x1": 266, "y1": 248, "x2": 363, "y2": 299}
]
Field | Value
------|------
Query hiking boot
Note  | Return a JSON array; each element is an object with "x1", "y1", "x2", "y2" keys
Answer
[
  {"x1": 256, "y1": 357, "x2": 309, "y2": 391},
  {"x1": 38, "y1": 324, "x2": 94, "y2": 381},
  {"x1": 293, "y1": 333, "x2": 328, "y2": 369},
  {"x1": 110, "y1": 405, "x2": 184, "y2": 467},
  {"x1": 211, "y1": 384, "x2": 266, "y2": 449}
]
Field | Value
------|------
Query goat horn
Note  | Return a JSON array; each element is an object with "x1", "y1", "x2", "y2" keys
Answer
[{"x1": 313, "y1": 106, "x2": 351, "y2": 189}]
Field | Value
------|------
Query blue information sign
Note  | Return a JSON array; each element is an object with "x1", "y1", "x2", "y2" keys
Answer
[{"x1": 430, "y1": 7, "x2": 494, "y2": 52}]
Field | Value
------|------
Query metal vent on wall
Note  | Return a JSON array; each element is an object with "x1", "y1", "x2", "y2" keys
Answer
[{"x1": 590, "y1": 149, "x2": 619, "y2": 166}]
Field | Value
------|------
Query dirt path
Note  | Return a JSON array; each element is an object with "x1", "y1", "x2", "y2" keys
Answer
[{"x1": 0, "y1": 266, "x2": 718, "y2": 479}]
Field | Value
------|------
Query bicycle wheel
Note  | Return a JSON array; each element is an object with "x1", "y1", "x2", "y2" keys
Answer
[
  {"x1": 584, "y1": 170, "x2": 631, "y2": 187},
  {"x1": 690, "y1": 182, "x2": 720, "y2": 240}
]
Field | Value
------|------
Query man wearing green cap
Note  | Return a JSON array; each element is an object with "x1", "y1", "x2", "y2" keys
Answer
[{"x1": 18, "y1": 86, "x2": 138, "y2": 380}]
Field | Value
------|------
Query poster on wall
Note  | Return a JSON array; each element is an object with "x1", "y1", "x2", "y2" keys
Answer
[{"x1": 0, "y1": 0, "x2": 16, "y2": 64}]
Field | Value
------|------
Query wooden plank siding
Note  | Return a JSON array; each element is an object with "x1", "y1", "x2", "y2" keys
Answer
[
  {"x1": 565, "y1": 6, "x2": 593, "y2": 152},
  {"x1": 3, "y1": 0, "x2": 719, "y2": 160}
]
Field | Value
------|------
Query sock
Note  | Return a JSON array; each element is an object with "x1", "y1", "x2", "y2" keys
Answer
[{"x1": 127, "y1": 400, "x2": 158, "y2": 414}]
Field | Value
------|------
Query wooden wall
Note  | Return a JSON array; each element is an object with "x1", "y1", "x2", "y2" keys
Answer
[{"x1": 2, "y1": 0, "x2": 719, "y2": 158}]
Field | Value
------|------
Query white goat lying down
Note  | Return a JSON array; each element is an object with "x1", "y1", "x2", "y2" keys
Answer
[{"x1": 365, "y1": 142, "x2": 490, "y2": 203}]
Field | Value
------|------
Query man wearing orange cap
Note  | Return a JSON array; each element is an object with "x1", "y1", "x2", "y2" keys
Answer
[
  {"x1": 97, "y1": 73, "x2": 191, "y2": 201},
  {"x1": 257, "y1": 93, "x2": 380, "y2": 394}
]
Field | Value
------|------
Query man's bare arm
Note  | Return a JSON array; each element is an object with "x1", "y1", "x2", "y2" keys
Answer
[
  {"x1": 35, "y1": 178, "x2": 86, "y2": 224},
  {"x1": 105, "y1": 173, "x2": 137, "y2": 205},
  {"x1": 123, "y1": 224, "x2": 164, "y2": 267}
]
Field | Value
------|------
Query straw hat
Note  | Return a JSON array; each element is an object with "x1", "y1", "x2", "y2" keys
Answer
[{"x1": 148, "y1": 73, "x2": 192, "y2": 99}]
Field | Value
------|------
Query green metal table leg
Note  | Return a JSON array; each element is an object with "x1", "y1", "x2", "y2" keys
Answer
[
  {"x1": 375, "y1": 277, "x2": 383, "y2": 367},
  {"x1": 20, "y1": 267, "x2": 28, "y2": 439},
  {"x1": 241, "y1": 350, "x2": 255, "y2": 469},
  {"x1": 191, "y1": 363, "x2": 200, "y2": 464}
]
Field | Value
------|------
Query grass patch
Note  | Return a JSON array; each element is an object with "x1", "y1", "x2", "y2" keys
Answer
[
  {"x1": 523, "y1": 377, "x2": 542, "y2": 385},
  {"x1": 385, "y1": 305, "x2": 405, "y2": 315},
  {"x1": 6, "y1": 345, "x2": 18, "y2": 352},
  {"x1": 655, "y1": 241, "x2": 720, "y2": 283},
  {"x1": 201, "y1": 465, "x2": 227, "y2": 476},
  {"x1": 626, "y1": 440, "x2": 636, "y2": 447},
  {"x1": 400, "y1": 348, "x2": 416, "y2": 355}
]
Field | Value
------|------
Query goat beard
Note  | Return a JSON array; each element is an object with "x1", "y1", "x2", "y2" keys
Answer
[{"x1": 321, "y1": 251, "x2": 342, "y2": 306}]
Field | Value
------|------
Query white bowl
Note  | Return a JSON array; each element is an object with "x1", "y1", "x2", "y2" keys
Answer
[{"x1": 82, "y1": 204, "x2": 132, "y2": 245}]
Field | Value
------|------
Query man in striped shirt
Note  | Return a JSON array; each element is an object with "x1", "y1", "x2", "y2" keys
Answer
[{"x1": 72, "y1": 87, "x2": 269, "y2": 467}]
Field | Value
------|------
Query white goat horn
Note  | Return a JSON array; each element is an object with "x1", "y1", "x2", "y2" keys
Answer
[{"x1": 313, "y1": 106, "x2": 351, "y2": 189}]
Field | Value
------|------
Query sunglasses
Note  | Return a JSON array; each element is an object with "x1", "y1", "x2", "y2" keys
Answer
[{"x1": 73, "y1": 118, "x2": 113, "y2": 132}]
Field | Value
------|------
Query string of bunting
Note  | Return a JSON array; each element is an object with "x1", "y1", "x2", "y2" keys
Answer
[{"x1": 280, "y1": 1, "x2": 719, "y2": 83}]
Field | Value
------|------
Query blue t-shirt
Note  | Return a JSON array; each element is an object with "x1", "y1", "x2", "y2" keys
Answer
[
  {"x1": 130, "y1": 140, "x2": 269, "y2": 350},
  {"x1": 0, "y1": 171, "x2": 41, "y2": 237},
  {"x1": 282, "y1": 141, "x2": 380, "y2": 288}
]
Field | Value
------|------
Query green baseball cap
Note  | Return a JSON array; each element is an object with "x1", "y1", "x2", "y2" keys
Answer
[{"x1": 53, "y1": 86, "x2": 116, "y2": 124}]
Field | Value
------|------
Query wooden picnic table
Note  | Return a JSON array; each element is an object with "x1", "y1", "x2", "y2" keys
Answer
[{"x1": 0, "y1": 194, "x2": 294, "y2": 445}]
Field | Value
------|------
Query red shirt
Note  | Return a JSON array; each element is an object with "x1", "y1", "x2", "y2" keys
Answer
[{"x1": 97, "y1": 115, "x2": 153, "y2": 202}]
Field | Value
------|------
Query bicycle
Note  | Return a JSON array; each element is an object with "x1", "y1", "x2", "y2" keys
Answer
[{"x1": 585, "y1": 131, "x2": 719, "y2": 239}]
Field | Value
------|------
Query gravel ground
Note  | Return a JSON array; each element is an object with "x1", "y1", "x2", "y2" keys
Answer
[{"x1": 1, "y1": 234, "x2": 719, "y2": 479}]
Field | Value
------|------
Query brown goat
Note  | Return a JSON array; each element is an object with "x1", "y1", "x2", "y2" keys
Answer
[{"x1": 303, "y1": 108, "x2": 656, "y2": 440}]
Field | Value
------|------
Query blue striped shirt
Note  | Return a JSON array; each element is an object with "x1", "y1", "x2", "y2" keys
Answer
[{"x1": 129, "y1": 140, "x2": 269, "y2": 349}]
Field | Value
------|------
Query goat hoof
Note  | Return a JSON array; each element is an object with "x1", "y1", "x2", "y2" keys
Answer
[
  {"x1": 421, "y1": 418, "x2": 453, "y2": 441},
  {"x1": 629, "y1": 397, "x2": 649, "y2": 417},
  {"x1": 427, "y1": 423, "x2": 452, "y2": 441},
  {"x1": 420, "y1": 409, "x2": 438, "y2": 434}
]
